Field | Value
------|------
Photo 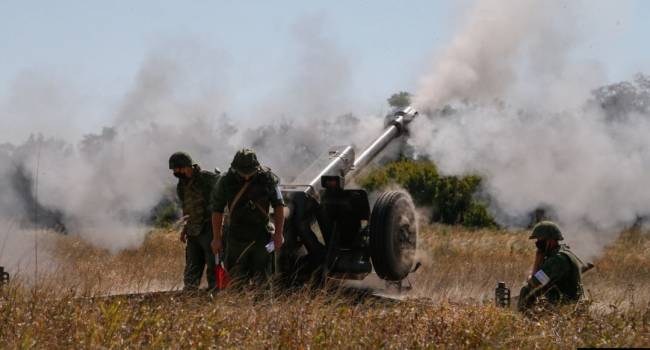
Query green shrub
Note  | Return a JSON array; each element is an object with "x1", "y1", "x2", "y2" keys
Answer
[
  {"x1": 359, "y1": 160, "x2": 438, "y2": 206},
  {"x1": 462, "y1": 201, "x2": 498, "y2": 229},
  {"x1": 148, "y1": 186, "x2": 181, "y2": 228},
  {"x1": 359, "y1": 160, "x2": 497, "y2": 228},
  {"x1": 433, "y1": 175, "x2": 479, "y2": 224},
  {"x1": 152, "y1": 200, "x2": 180, "y2": 228}
]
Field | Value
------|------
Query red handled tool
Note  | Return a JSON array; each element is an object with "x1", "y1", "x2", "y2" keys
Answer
[{"x1": 215, "y1": 254, "x2": 230, "y2": 290}]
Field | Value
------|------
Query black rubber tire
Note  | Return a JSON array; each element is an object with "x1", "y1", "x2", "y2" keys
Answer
[{"x1": 369, "y1": 191, "x2": 417, "y2": 281}]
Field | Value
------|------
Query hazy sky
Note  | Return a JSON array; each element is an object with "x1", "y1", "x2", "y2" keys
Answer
[{"x1": 1, "y1": 0, "x2": 648, "y2": 142}]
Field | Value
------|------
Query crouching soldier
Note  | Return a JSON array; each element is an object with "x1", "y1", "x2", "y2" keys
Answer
[
  {"x1": 210, "y1": 148, "x2": 284, "y2": 285},
  {"x1": 518, "y1": 221, "x2": 585, "y2": 312},
  {"x1": 169, "y1": 152, "x2": 220, "y2": 291}
]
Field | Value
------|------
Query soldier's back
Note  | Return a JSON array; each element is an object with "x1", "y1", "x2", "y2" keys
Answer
[{"x1": 545, "y1": 246, "x2": 583, "y2": 303}]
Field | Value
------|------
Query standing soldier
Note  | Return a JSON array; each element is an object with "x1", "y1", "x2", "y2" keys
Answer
[
  {"x1": 517, "y1": 221, "x2": 585, "y2": 311},
  {"x1": 169, "y1": 152, "x2": 220, "y2": 291},
  {"x1": 210, "y1": 149, "x2": 284, "y2": 284}
]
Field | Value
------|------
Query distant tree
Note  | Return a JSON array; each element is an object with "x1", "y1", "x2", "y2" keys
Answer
[
  {"x1": 591, "y1": 73, "x2": 650, "y2": 121},
  {"x1": 79, "y1": 127, "x2": 116, "y2": 158},
  {"x1": 387, "y1": 91, "x2": 412, "y2": 108}
]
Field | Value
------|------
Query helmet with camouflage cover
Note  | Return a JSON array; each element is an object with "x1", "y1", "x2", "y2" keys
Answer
[
  {"x1": 231, "y1": 148, "x2": 261, "y2": 176},
  {"x1": 168, "y1": 152, "x2": 193, "y2": 169},
  {"x1": 529, "y1": 221, "x2": 564, "y2": 241}
]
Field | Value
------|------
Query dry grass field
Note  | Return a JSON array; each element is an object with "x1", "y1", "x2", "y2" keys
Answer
[{"x1": 1, "y1": 224, "x2": 649, "y2": 348}]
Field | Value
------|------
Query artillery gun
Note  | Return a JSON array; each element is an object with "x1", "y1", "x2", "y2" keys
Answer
[
  {"x1": 278, "y1": 106, "x2": 419, "y2": 287},
  {"x1": 75, "y1": 107, "x2": 420, "y2": 300}
]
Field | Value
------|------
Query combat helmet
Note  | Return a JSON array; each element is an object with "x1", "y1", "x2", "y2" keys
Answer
[
  {"x1": 169, "y1": 152, "x2": 193, "y2": 169},
  {"x1": 529, "y1": 221, "x2": 564, "y2": 241},
  {"x1": 231, "y1": 148, "x2": 260, "y2": 176}
]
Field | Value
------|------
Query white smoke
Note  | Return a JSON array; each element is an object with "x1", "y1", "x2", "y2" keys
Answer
[
  {"x1": 414, "y1": 0, "x2": 545, "y2": 108},
  {"x1": 0, "y1": 220, "x2": 57, "y2": 278},
  {"x1": 0, "y1": 22, "x2": 385, "y2": 265},
  {"x1": 0, "y1": 69, "x2": 93, "y2": 144},
  {"x1": 412, "y1": 0, "x2": 642, "y2": 258},
  {"x1": 2, "y1": 42, "x2": 234, "y2": 254}
]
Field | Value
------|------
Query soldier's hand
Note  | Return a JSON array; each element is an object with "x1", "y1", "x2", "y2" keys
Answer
[
  {"x1": 179, "y1": 230, "x2": 187, "y2": 243},
  {"x1": 211, "y1": 238, "x2": 222, "y2": 255},
  {"x1": 517, "y1": 285, "x2": 532, "y2": 312}
]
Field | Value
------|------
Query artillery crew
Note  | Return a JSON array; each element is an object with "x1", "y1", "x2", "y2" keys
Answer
[
  {"x1": 517, "y1": 221, "x2": 585, "y2": 311},
  {"x1": 164, "y1": 109, "x2": 593, "y2": 308},
  {"x1": 169, "y1": 152, "x2": 220, "y2": 291},
  {"x1": 211, "y1": 148, "x2": 285, "y2": 284}
]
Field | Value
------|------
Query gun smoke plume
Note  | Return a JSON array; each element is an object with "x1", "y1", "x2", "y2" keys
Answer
[
  {"x1": 413, "y1": 0, "x2": 643, "y2": 258},
  {"x1": 0, "y1": 24, "x2": 384, "y2": 274}
]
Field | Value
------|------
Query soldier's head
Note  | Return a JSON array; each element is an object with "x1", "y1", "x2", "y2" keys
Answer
[
  {"x1": 231, "y1": 148, "x2": 260, "y2": 181},
  {"x1": 169, "y1": 152, "x2": 194, "y2": 179},
  {"x1": 529, "y1": 221, "x2": 564, "y2": 254}
]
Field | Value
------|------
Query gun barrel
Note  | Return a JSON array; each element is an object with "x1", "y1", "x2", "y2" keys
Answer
[
  {"x1": 307, "y1": 145, "x2": 355, "y2": 194},
  {"x1": 347, "y1": 106, "x2": 418, "y2": 179},
  {"x1": 282, "y1": 106, "x2": 418, "y2": 197}
]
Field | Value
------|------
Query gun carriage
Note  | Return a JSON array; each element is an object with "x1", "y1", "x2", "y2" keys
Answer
[{"x1": 278, "y1": 107, "x2": 419, "y2": 286}]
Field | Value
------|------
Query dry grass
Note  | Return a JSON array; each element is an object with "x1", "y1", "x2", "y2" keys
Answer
[
  {"x1": 1, "y1": 225, "x2": 649, "y2": 348},
  {"x1": 49, "y1": 230, "x2": 186, "y2": 295}
]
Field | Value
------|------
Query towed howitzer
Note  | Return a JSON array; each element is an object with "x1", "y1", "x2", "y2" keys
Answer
[{"x1": 277, "y1": 106, "x2": 419, "y2": 286}]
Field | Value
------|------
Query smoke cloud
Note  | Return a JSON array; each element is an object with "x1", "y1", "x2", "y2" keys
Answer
[
  {"x1": 0, "y1": 22, "x2": 385, "y2": 272},
  {"x1": 0, "y1": 221, "x2": 57, "y2": 278},
  {"x1": 412, "y1": 0, "x2": 643, "y2": 258}
]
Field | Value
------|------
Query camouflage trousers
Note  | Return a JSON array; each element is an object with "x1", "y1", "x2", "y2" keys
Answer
[
  {"x1": 184, "y1": 224, "x2": 216, "y2": 290},
  {"x1": 225, "y1": 226, "x2": 273, "y2": 284}
]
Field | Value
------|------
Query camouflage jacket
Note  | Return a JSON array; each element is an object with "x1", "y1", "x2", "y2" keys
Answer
[
  {"x1": 211, "y1": 167, "x2": 284, "y2": 232},
  {"x1": 527, "y1": 245, "x2": 584, "y2": 305},
  {"x1": 177, "y1": 165, "x2": 220, "y2": 236}
]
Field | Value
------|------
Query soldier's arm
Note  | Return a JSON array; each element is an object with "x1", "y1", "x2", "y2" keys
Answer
[
  {"x1": 176, "y1": 183, "x2": 188, "y2": 241},
  {"x1": 176, "y1": 183, "x2": 184, "y2": 213},
  {"x1": 519, "y1": 254, "x2": 571, "y2": 309},
  {"x1": 203, "y1": 172, "x2": 220, "y2": 213},
  {"x1": 273, "y1": 206, "x2": 284, "y2": 249},
  {"x1": 210, "y1": 177, "x2": 227, "y2": 254},
  {"x1": 530, "y1": 254, "x2": 570, "y2": 288},
  {"x1": 211, "y1": 214, "x2": 224, "y2": 254}
]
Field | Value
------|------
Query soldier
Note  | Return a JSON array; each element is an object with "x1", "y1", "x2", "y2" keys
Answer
[
  {"x1": 517, "y1": 221, "x2": 585, "y2": 311},
  {"x1": 210, "y1": 148, "x2": 284, "y2": 284},
  {"x1": 169, "y1": 152, "x2": 220, "y2": 291}
]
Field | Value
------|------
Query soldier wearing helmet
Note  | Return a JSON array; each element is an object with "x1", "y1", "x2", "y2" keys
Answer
[
  {"x1": 210, "y1": 148, "x2": 285, "y2": 283},
  {"x1": 517, "y1": 221, "x2": 585, "y2": 311},
  {"x1": 169, "y1": 152, "x2": 220, "y2": 291}
]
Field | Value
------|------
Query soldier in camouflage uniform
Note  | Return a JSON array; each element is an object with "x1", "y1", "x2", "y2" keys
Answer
[
  {"x1": 518, "y1": 221, "x2": 585, "y2": 311},
  {"x1": 210, "y1": 149, "x2": 284, "y2": 284},
  {"x1": 169, "y1": 152, "x2": 220, "y2": 291}
]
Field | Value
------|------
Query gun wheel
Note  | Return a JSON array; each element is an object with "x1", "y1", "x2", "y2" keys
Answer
[{"x1": 370, "y1": 191, "x2": 417, "y2": 281}]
